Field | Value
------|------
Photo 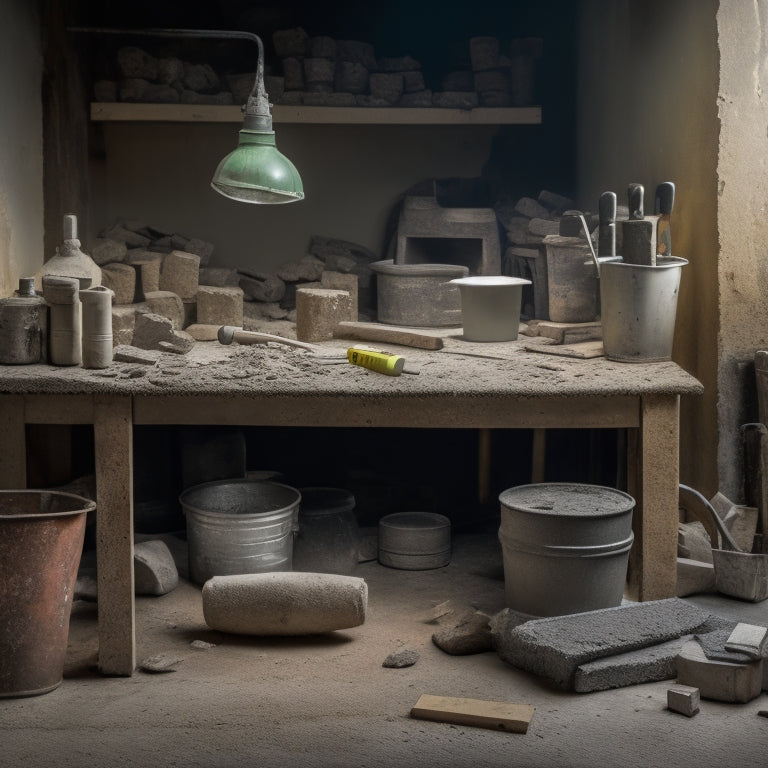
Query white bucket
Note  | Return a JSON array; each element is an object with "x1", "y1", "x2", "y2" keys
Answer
[
  {"x1": 498, "y1": 483, "x2": 635, "y2": 617},
  {"x1": 449, "y1": 275, "x2": 531, "y2": 342},
  {"x1": 179, "y1": 479, "x2": 301, "y2": 586}
]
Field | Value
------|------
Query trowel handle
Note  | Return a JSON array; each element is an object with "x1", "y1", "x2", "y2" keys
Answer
[
  {"x1": 628, "y1": 183, "x2": 644, "y2": 220},
  {"x1": 218, "y1": 326, "x2": 320, "y2": 351},
  {"x1": 655, "y1": 181, "x2": 675, "y2": 215}
]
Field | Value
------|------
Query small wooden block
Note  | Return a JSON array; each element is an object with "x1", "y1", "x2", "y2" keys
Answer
[
  {"x1": 524, "y1": 340, "x2": 604, "y2": 359},
  {"x1": 333, "y1": 321, "x2": 444, "y2": 350},
  {"x1": 536, "y1": 321, "x2": 602, "y2": 345},
  {"x1": 410, "y1": 694, "x2": 534, "y2": 733}
]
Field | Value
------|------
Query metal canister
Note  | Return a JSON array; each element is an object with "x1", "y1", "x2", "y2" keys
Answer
[
  {"x1": 0, "y1": 278, "x2": 47, "y2": 364},
  {"x1": 80, "y1": 286, "x2": 114, "y2": 369}
]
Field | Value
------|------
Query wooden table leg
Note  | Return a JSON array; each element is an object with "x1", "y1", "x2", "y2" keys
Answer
[
  {"x1": 0, "y1": 395, "x2": 27, "y2": 489},
  {"x1": 626, "y1": 393, "x2": 680, "y2": 601},
  {"x1": 94, "y1": 394, "x2": 135, "y2": 676}
]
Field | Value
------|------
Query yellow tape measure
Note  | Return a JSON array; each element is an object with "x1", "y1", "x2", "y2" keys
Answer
[{"x1": 347, "y1": 348, "x2": 405, "y2": 376}]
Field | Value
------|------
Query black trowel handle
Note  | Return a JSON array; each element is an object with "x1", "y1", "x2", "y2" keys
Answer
[
  {"x1": 628, "y1": 183, "x2": 644, "y2": 220},
  {"x1": 655, "y1": 181, "x2": 675, "y2": 215}
]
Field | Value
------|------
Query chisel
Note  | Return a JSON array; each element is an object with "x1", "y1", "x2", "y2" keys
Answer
[
  {"x1": 655, "y1": 181, "x2": 675, "y2": 257},
  {"x1": 621, "y1": 183, "x2": 658, "y2": 266}
]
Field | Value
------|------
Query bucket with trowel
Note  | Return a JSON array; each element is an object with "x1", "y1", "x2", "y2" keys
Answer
[{"x1": 588, "y1": 181, "x2": 688, "y2": 362}]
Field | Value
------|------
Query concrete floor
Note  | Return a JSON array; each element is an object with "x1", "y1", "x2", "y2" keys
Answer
[{"x1": 1, "y1": 526, "x2": 767, "y2": 768}]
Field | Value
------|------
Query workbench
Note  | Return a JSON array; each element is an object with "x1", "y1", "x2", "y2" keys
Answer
[{"x1": 0, "y1": 337, "x2": 703, "y2": 675}]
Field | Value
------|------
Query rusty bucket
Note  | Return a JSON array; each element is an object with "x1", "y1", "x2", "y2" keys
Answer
[{"x1": 0, "y1": 490, "x2": 94, "y2": 697}]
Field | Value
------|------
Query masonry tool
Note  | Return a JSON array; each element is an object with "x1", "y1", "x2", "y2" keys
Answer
[
  {"x1": 655, "y1": 181, "x2": 675, "y2": 257},
  {"x1": 621, "y1": 183, "x2": 658, "y2": 265},
  {"x1": 598, "y1": 191, "x2": 617, "y2": 259}
]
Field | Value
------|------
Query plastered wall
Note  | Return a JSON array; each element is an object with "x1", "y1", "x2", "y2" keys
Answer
[
  {"x1": 0, "y1": 0, "x2": 44, "y2": 297},
  {"x1": 576, "y1": 0, "x2": 720, "y2": 496}
]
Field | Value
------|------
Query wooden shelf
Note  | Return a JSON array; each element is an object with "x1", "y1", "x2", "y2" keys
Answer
[{"x1": 90, "y1": 102, "x2": 542, "y2": 126}]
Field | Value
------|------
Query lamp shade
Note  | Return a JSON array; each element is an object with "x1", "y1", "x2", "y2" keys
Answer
[{"x1": 211, "y1": 129, "x2": 304, "y2": 204}]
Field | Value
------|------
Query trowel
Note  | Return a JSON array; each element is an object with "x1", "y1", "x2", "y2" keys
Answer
[{"x1": 655, "y1": 181, "x2": 675, "y2": 257}]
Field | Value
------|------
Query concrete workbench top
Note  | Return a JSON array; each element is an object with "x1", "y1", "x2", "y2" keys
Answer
[{"x1": 0, "y1": 336, "x2": 703, "y2": 399}]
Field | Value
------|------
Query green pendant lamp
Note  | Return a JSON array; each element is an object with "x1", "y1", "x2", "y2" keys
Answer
[
  {"x1": 68, "y1": 27, "x2": 304, "y2": 204},
  {"x1": 210, "y1": 33, "x2": 304, "y2": 204}
]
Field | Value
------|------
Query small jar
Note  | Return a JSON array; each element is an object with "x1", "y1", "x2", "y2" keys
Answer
[{"x1": 43, "y1": 275, "x2": 81, "y2": 366}]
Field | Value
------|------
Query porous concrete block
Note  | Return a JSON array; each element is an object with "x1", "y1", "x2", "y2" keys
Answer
[
  {"x1": 132, "y1": 259, "x2": 162, "y2": 300},
  {"x1": 492, "y1": 598, "x2": 712, "y2": 690},
  {"x1": 334, "y1": 61, "x2": 369, "y2": 94},
  {"x1": 296, "y1": 288, "x2": 353, "y2": 343},
  {"x1": 573, "y1": 636, "x2": 691, "y2": 693},
  {"x1": 90, "y1": 238, "x2": 127, "y2": 266},
  {"x1": 277, "y1": 255, "x2": 325, "y2": 282},
  {"x1": 432, "y1": 611, "x2": 492, "y2": 655},
  {"x1": 143, "y1": 290, "x2": 184, "y2": 330},
  {"x1": 667, "y1": 684, "x2": 700, "y2": 716},
  {"x1": 182, "y1": 62, "x2": 220, "y2": 92},
  {"x1": 369, "y1": 72, "x2": 404, "y2": 104},
  {"x1": 202, "y1": 572, "x2": 367, "y2": 635},
  {"x1": 676, "y1": 639, "x2": 764, "y2": 703},
  {"x1": 134, "y1": 540, "x2": 179, "y2": 596},
  {"x1": 273, "y1": 27, "x2": 308, "y2": 59},
  {"x1": 321, "y1": 271, "x2": 358, "y2": 319},
  {"x1": 101, "y1": 263, "x2": 136, "y2": 306},
  {"x1": 116, "y1": 46, "x2": 158, "y2": 80},
  {"x1": 337, "y1": 40, "x2": 376, "y2": 69},
  {"x1": 111, "y1": 305, "x2": 137, "y2": 347},
  {"x1": 159, "y1": 250, "x2": 200, "y2": 300},
  {"x1": 304, "y1": 57, "x2": 335, "y2": 86},
  {"x1": 309, "y1": 35, "x2": 336, "y2": 59},
  {"x1": 196, "y1": 285, "x2": 244, "y2": 327}
]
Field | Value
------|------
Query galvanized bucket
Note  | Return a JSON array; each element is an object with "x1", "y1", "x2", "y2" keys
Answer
[
  {"x1": 498, "y1": 483, "x2": 635, "y2": 617},
  {"x1": 180, "y1": 479, "x2": 301, "y2": 586},
  {"x1": 600, "y1": 256, "x2": 688, "y2": 362},
  {"x1": 0, "y1": 490, "x2": 94, "y2": 698}
]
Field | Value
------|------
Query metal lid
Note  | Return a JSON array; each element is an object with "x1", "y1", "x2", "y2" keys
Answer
[{"x1": 499, "y1": 483, "x2": 635, "y2": 518}]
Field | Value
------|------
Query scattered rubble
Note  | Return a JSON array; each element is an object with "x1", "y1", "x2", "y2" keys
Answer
[
  {"x1": 382, "y1": 647, "x2": 419, "y2": 668},
  {"x1": 431, "y1": 610, "x2": 492, "y2": 655},
  {"x1": 139, "y1": 653, "x2": 184, "y2": 674}
]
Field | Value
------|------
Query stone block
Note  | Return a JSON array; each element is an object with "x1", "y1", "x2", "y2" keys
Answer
[
  {"x1": 469, "y1": 36, "x2": 500, "y2": 71},
  {"x1": 334, "y1": 61, "x2": 369, "y2": 94},
  {"x1": 132, "y1": 259, "x2": 162, "y2": 301},
  {"x1": 134, "y1": 540, "x2": 179, "y2": 596},
  {"x1": 182, "y1": 62, "x2": 220, "y2": 93},
  {"x1": 515, "y1": 197, "x2": 551, "y2": 220},
  {"x1": 196, "y1": 285, "x2": 244, "y2": 327},
  {"x1": 296, "y1": 288, "x2": 353, "y2": 342},
  {"x1": 142, "y1": 291, "x2": 184, "y2": 330},
  {"x1": 309, "y1": 35, "x2": 336, "y2": 59},
  {"x1": 725, "y1": 623, "x2": 768, "y2": 659},
  {"x1": 337, "y1": 40, "x2": 376, "y2": 69},
  {"x1": 227, "y1": 72, "x2": 256, "y2": 104},
  {"x1": 321, "y1": 271, "x2": 358, "y2": 319},
  {"x1": 111, "y1": 306, "x2": 137, "y2": 347},
  {"x1": 273, "y1": 27, "x2": 308, "y2": 59},
  {"x1": 676, "y1": 557, "x2": 716, "y2": 597},
  {"x1": 264, "y1": 75, "x2": 285, "y2": 103},
  {"x1": 402, "y1": 71, "x2": 425, "y2": 93},
  {"x1": 492, "y1": 598, "x2": 712, "y2": 690},
  {"x1": 101, "y1": 263, "x2": 136, "y2": 306},
  {"x1": 369, "y1": 73, "x2": 404, "y2": 104},
  {"x1": 159, "y1": 250, "x2": 200, "y2": 301},
  {"x1": 676, "y1": 639, "x2": 764, "y2": 703},
  {"x1": 399, "y1": 90, "x2": 433, "y2": 108},
  {"x1": 667, "y1": 684, "x2": 700, "y2": 716},
  {"x1": 304, "y1": 57, "x2": 335, "y2": 85},
  {"x1": 238, "y1": 272, "x2": 286, "y2": 303},
  {"x1": 198, "y1": 267, "x2": 239, "y2": 287},
  {"x1": 278, "y1": 255, "x2": 325, "y2": 283},
  {"x1": 116, "y1": 46, "x2": 158, "y2": 80},
  {"x1": 432, "y1": 611, "x2": 492, "y2": 655},
  {"x1": 282, "y1": 57, "x2": 304, "y2": 91},
  {"x1": 90, "y1": 238, "x2": 127, "y2": 266},
  {"x1": 132, "y1": 312, "x2": 192, "y2": 352}
]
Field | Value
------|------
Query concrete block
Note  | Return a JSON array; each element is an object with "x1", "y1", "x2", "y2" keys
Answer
[
  {"x1": 159, "y1": 250, "x2": 200, "y2": 300},
  {"x1": 182, "y1": 62, "x2": 220, "y2": 92},
  {"x1": 196, "y1": 285, "x2": 244, "y2": 327},
  {"x1": 199, "y1": 267, "x2": 239, "y2": 287},
  {"x1": 143, "y1": 290, "x2": 184, "y2": 330},
  {"x1": 402, "y1": 70, "x2": 426, "y2": 93},
  {"x1": 101, "y1": 263, "x2": 136, "y2": 306},
  {"x1": 676, "y1": 639, "x2": 764, "y2": 703},
  {"x1": 492, "y1": 598, "x2": 711, "y2": 690},
  {"x1": 273, "y1": 27, "x2": 308, "y2": 59},
  {"x1": 296, "y1": 288, "x2": 353, "y2": 342},
  {"x1": 321, "y1": 271, "x2": 358, "y2": 319},
  {"x1": 134, "y1": 540, "x2": 179, "y2": 596},
  {"x1": 116, "y1": 46, "x2": 158, "y2": 80},
  {"x1": 369, "y1": 73, "x2": 404, "y2": 104},
  {"x1": 202, "y1": 572, "x2": 367, "y2": 635},
  {"x1": 90, "y1": 238, "x2": 127, "y2": 266},
  {"x1": 725, "y1": 623, "x2": 768, "y2": 659},
  {"x1": 132, "y1": 312, "x2": 193, "y2": 353},
  {"x1": 400, "y1": 90, "x2": 433, "y2": 108},
  {"x1": 334, "y1": 61, "x2": 369, "y2": 93},
  {"x1": 238, "y1": 272, "x2": 286, "y2": 303},
  {"x1": 277, "y1": 255, "x2": 325, "y2": 283},
  {"x1": 309, "y1": 35, "x2": 336, "y2": 59},
  {"x1": 573, "y1": 636, "x2": 691, "y2": 693},
  {"x1": 514, "y1": 197, "x2": 551, "y2": 220},
  {"x1": 667, "y1": 684, "x2": 700, "y2": 716},
  {"x1": 132, "y1": 259, "x2": 162, "y2": 301},
  {"x1": 102, "y1": 223, "x2": 152, "y2": 248},
  {"x1": 304, "y1": 57, "x2": 335, "y2": 86},
  {"x1": 282, "y1": 57, "x2": 304, "y2": 91},
  {"x1": 337, "y1": 40, "x2": 376, "y2": 69},
  {"x1": 111, "y1": 306, "x2": 137, "y2": 347},
  {"x1": 113, "y1": 345, "x2": 162, "y2": 365},
  {"x1": 157, "y1": 56, "x2": 184, "y2": 85},
  {"x1": 676, "y1": 557, "x2": 716, "y2": 597}
]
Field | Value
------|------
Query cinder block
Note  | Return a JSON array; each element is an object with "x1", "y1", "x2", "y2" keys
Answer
[
  {"x1": 573, "y1": 636, "x2": 692, "y2": 693},
  {"x1": 196, "y1": 285, "x2": 244, "y2": 327},
  {"x1": 321, "y1": 271, "x2": 358, "y2": 320},
  {"x1": 676, "y1": 639, "x2": 763, "y2": 703},
  {"x1": 296, "y1": 288, "x2": 353, "y2": 342},
  {"x1": 492, "y1": 598, "x2": 711, "y2": 690},
  {"x1": 667, "y1": 684, "x2": 700, "y2": 716},
  {"x1": 159, "y1": 250, "x2": 200, "y2": 300}
]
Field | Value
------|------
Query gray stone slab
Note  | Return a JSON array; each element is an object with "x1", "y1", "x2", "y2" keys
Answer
[
  {"x1": 492, "y1": 598, "x2": 712, "y2": 690},
  {"x1": 573, "y1": 636, "x2": 692, "y2": 693}
]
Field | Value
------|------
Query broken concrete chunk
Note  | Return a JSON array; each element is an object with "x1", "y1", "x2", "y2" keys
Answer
[
  {"x1": 277, "y1": 255, "x2": 325, "y2": 283},
  {"x1": 102, "y1": 223, "x2": 152, "y2": 248},
  {"x1": 132, "y1": 311, "x2": 189, "y2": 351},
  {"x1": 492, "y1": 599, "x2": 712, "y2": 690},
  {"x1": 157, "y1": 333, "x2": 195, "y2": 354},
  {"x1": 383, "y1": 647, "x2": 419, "y2": 668},
  {"x1": 100, "y1": 263, "x2": 136, "y2": 306},
  {"x1": 432, "y1": 611, "x2": 493, "y2": 655},
  {"x1": 159, "y1": 250, "x2": 200, "y2": 301},
  {"x1": 238, "y1": 272, "x2": 286, "y2": 303},
  {"x1": 90, "y1": 238, "x2": 128, "y2": 266},
  {"x1": 199, "y1": 267, "x2": 239, "y2": 287},
  {"x1": 514, "y1": 197, "x2": 551, "y2": 220},
  {"x1": 180, "y1": 238, "x2": 214, "y2": 265},
  {"x1": 134, "y1": 540, "x2": 179, "y2": 596},
  {"x1": 113, "y1": 345, "x2": 162, "y2": 365},
  {"x1": 116, "y1": 46, "x2": 158, "y2": 80},
  {"x1": 182, "y1": 62, "x2": 220, "y2": 93},
  {"x1": 143, "y1": 291, "x2": 185, "y2": 330},
  {"x1": 676, "y1": 557, "x2": 716, "y2": 597},
  {"x1": 538, "y1": 190, "x2": 575, "y2": 214},
  {"x1": 676, "y1": 639, "x2": 764, "y2": 703},
  {"x1": 139, "y1": 653, "x2": 184, "y2": 674},
  {"x1": 678, "y1": 521, "x2": 713, "y2": 563},
  {"x1": 667, "y1": 684, "x2": 700, "y2": 716}
]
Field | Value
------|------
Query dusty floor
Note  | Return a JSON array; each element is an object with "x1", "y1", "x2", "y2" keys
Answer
[{"x1": 1, "y1": 526, "x2": 767, "y2": 768}]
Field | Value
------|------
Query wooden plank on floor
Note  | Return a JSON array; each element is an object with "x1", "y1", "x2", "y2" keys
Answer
[{"x1": 410, "y1": 694, "x2": 534, "y2": 733}]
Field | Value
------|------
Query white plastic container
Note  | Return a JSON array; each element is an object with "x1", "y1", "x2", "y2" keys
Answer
[{"x1": 449, "y1": 275, "x2": 531, "y2": 341}]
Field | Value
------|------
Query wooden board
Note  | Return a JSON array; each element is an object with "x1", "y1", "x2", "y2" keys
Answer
[
  {"x1": 410, "y1": 694, "x2": 534, "y2": 733},
  {"x1": 333, "y1": 321, "x2": 444, "y2": 350},
  {"x1": 524, "y1": 341, "x2": 605, "y2": 359}
]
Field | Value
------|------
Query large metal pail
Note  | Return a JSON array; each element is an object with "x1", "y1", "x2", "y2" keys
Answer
[
  {"x1": 0, "y1": 490, "x2": 94, "y2": 698},
  {"x1": 600, "y1": 256, "x2": 688, "y2": 362}
]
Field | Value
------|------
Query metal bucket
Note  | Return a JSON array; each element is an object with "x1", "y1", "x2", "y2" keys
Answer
[
  {"x1": 600, "y1": 256, "x2": 688, "y2": 362},
  {"x1": 180, "y1": 479, "x2": 301, "y2": 586},
  {"x1": 0, "y1": 490, "x2": 94, "y2": 698},
  {"x1": 543, "y1": 235, "x2": 599, "y2": 323},
  {"x1": 498, "y1": 483, "x2": 635, "y2": 617}
]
